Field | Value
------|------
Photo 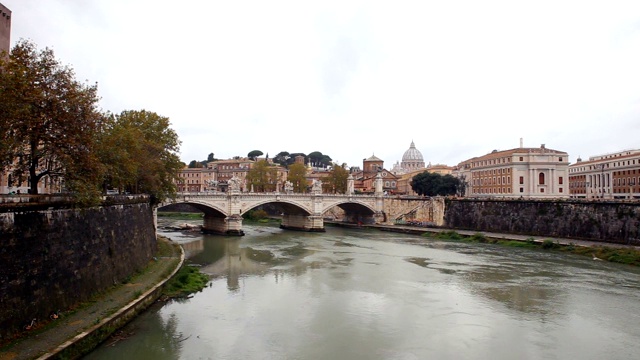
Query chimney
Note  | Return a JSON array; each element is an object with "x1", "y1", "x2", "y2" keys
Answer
[{"x1": 519, "y1": 138, "x2": 523, "y2": 148}]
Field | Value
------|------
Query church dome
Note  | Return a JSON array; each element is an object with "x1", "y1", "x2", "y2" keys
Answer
[
  {"x1": 400, "y1": 141, "x2": 425, "y2": 171},
  {"x1": 402, "y1": 141, "x2": 424, "y2": 162}
]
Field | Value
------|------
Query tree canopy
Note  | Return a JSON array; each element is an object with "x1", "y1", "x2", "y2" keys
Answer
[
  {"x1": 246, "y1": 160, "x2": 278, "y2": 192},
  {"x1": 0, "y1": 39, "x2": 102, "y2": 196},
  {"x1": 324, "y1": 164, "x2": 349, "y2": 194},
  {"x1": 287, "y1": 163, "x2": 308, "y2": 193},
  {"x1": 97, "y1": 110, "x2": 182, "y2": 203},
  {"x1": 308, "y1": 151, "x2": 332, "y2": 167},
  {"x1": 273, "y1": 151, "x2": 291, "y2": 166},
  {"x1": 410, "y1": 172, "x2": 460, "y2": 197},
  {"x1": 248, "y1": 150, "x2": 263, "y2": 160},
  {"x1": 0, "y1": 40, "x2": 182, "y2": 204}
]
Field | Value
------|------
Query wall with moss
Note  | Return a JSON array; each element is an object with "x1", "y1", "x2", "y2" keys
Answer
[
  {"x1": 0, "y1": 197, "x2": 156, "y2": 341},
  {"x1": 444, "y1": 199, "x2": 640, "y2": 245}
]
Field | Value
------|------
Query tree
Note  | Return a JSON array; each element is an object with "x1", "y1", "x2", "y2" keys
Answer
[
  {"x1": 324, "y1": 164, "x2": 349, "y2": 193},
  {"x1": 0, "y1": 39, "x2": 103, "y2": 196},
  {"x1": 287, "y1": 163, "x2": 308, "y2": 193},
  {"x1": 246, "y1": 159, "x2": 268, "y2": 192},
  {"x1": 188, "y1": 160, "x2": 202, "y2": 168},
  {"x1": 411, "y1": 172, "x2": 460, "y2": 196},
  {"x1": 248, "y1": 150, "x2": 263, "y2": 161},
  {"x1": 273, "y1": 151, "x2": 290, "y2": 166},
  {"x1": 207, "y1": 153, "x2": 216, "y2": 162},
  {"x1": 308, "y1": 151, "x2": 333, "y2": 167},
  {"x1": 308, "y1": 151, "x2": 323, "y2": 166},
  {"x1": 97, "y1": 110, "x2": 182, "y2": 203}
]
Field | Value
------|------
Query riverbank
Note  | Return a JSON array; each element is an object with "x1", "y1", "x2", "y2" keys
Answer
[
  {"x1": 328, "y1": 222, "x2": 640, "y2": 265},
  {"x1": 0, "y1": 236, "x2": 184, "y2": 360}
]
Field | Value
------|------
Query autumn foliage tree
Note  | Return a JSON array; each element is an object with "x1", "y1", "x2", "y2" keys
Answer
[
  {"x1": 1, "y1": 40, "x2": 183, "y2": 204},
  {"x1": 246, "y1": 159, "x2": 278, "y2": 192},
  {"x1": 0, "y1": 39, "x2": 103, "y2": 196},
  {"x1": 97, "y1": 110, "x2": 182, "y2": 203},
  {"x1": 324, "y1": 164, "x2": 349, "y2": 194},
  {"x1": 287, "y1": 163, "x2": 308, "y2": 193}
]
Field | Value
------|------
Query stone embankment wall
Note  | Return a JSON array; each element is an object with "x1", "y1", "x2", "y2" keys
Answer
[
  {"x1": 0, "y1": 196, "x2": 156, "y2": 341},
  {"x1": 383, "y1": 197, "x2": 445, "y2": 226},
  {"x1": 444, "y1": 198, "x2": 640, "y2": 245}
]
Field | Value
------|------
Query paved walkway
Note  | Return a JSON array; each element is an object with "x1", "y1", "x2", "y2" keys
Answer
[{"x1": 0, "y1": 236, "x2": 183, "y2": 360}]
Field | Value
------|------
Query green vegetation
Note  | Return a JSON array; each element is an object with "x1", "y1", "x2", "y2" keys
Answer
[
  {"x1": 287, "y1": 163, "x2": 308, "y2": 193},
  {"x1": 421, "y1": 231, "x2": 640, "y2": 266},
  {"x1": 163, "y1": 265, "x2": 209, "y2": 298},
  {"x1": 0, "y1": 39, "x2": 182, "y2": 204},
  {"x1": 428, "y1": 230, "x2": 464, "y2": 240},
  {"x1": 157, "y1": 212, "x2": 203, "y2": 219},
  {"x1": 246, "y1": 160, "x2": 280, "y2": 192},
  {"x1": 411, "y1": 172, "x2": 463, "y2": 196},
  {"x1": 324, "y1": 164, "x2": 349, "y2": 194},
  {"x1": 244, "y1": 209, "x2": 269, "y2": 221}
]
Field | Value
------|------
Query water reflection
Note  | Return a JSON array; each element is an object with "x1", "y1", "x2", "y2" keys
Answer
[{"x1": 85, "y1": 219, "x2": 640, "y2": 360}]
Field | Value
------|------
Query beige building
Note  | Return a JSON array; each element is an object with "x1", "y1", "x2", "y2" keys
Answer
[
  {"x1": 0, "y1": 3, "x2": 10, "y2": 54},
  {"x1": 352, "y1": 154, "x2": 399, "y2": 194},
  {"x1": 177, "y1": 157, "x2": 288, "y2": 193},
  {"x1": 568, "y1": 149, "x2": 640, "y2": 199},
  {"x1": 455, "y1": 143, "x2": 570, "y2": 199}
]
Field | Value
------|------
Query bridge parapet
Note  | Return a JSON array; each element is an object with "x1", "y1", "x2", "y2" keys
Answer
[{"x1": 161, "y1": 192, "x2": 390, "y2": 235}]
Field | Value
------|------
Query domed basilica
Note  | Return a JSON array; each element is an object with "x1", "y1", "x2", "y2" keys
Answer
[{"x1": 391, "y1": 141, "x2": 426, "y2": 175}]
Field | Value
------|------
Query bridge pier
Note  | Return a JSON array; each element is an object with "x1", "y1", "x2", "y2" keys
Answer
[
  {"x1": 280, "y1": 214, "x2": 325, "y2": 232},
  {"x1": 203, "y1": 214, "x2": 245, "y2": 236}
]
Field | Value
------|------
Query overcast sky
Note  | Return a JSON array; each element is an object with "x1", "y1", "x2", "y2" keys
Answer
[{"x1": 5, "y1": 0, "x2": 640, "y2": 168}]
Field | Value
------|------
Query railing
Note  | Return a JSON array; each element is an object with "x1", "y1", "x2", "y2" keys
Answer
[{"x1": 0, "y1": 194, "x2": 149, "y2": 205}]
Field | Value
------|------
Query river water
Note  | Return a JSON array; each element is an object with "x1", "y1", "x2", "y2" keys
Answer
[{"x1": 84, "y1": 218, "x2": 640, "y2": 360}]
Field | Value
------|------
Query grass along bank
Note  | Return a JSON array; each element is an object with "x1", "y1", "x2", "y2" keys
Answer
[
  {"x1": 422, "y1": 230, "x2": 640, "y2": 266},
  {"x1": 157, "y1": 211, "x2": 203, "y2": 219}
]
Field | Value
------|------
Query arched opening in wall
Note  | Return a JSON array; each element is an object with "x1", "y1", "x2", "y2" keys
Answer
[{"x1": 539, "y1": 172, "x2": 545, "y2": 185}]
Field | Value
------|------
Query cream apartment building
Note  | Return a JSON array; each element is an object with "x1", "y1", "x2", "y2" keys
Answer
[{"x1": 455, "y1": 143, "x2": 570, "y2": 199}]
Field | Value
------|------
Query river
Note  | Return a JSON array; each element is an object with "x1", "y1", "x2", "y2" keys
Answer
[{"x1": 83, "y1": 218, "x2": 640, "y2": 360}]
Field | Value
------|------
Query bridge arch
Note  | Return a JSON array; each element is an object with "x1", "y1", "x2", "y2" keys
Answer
[
  {"x1": 321, "y1": 199, "x2": 382, "y2": 224},
  {"x1": 159, "y1": 193, "x2": 386, "y2": 235},
  {"x1": 158, "y1": 200, "x2": 227, "y2": 217},
  {"x1": 240, "y1": 199, "x2": 312, "y2": 217}
]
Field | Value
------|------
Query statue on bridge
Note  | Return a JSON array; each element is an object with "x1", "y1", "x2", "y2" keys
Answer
[
  {"x1": 284, "y1": 180, "x2": 293, "y2": 194},
  {"x1": 312, "y1": 179, "x2": 323, "y2": 194},
  {"x1": 228, "y1": 176, "x2": 241, "y2": 193}
]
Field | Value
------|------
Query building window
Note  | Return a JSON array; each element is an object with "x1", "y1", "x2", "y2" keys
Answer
[
  {"x1": 540, "y1": 188, "x2": 545, "y2": 193},
  {"x1": 559, "y1": 188, "x2": 563, "y2": 193},
  {"x1": 539, "y1": 173, "x2": 545, "y2": 185},
  {"x1": 519, "y1": 187, "x2": 524, "y2": 193},
  {"x1": 559, "y1": 157, "x2": 563, "y2": 162},
  {"x1": 559, "y1": 176, "x2": 563, "y2": 185},
  {"x1": 519, "y1": 157, "x2": 524, "y2": 161},
  {"x1": 519, "y1": 176, "x2": 524, "y2": 184}
]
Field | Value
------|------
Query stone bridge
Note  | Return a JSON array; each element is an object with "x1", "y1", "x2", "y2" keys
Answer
[
  {"x1": 158, "y1": 192, "x2": 387, "y2": 235},
  {"x1": 158, "y1": 174, "x2": 444, "y2": 235},
  {"x1": 156, "y1": 174, "x2": 444, "y2": 235}
]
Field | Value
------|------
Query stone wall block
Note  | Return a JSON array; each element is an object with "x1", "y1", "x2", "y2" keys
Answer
[{"x1": 0, "y1": 200, "x2": 156, "y2": 340}]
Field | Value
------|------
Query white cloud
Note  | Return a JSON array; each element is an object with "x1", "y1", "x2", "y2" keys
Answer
[{"x1": 5, "y1": 0, "x2": 640, "y2": 167}]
